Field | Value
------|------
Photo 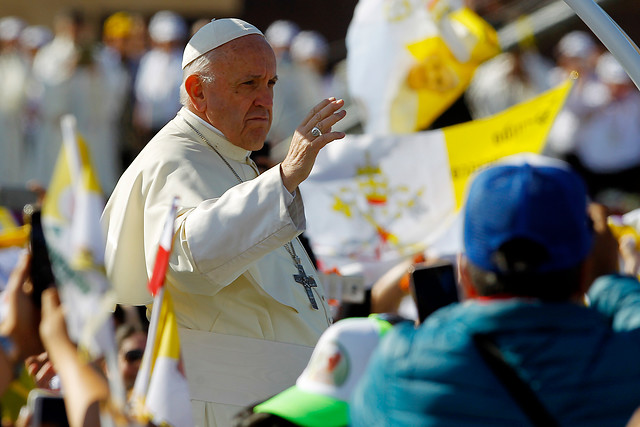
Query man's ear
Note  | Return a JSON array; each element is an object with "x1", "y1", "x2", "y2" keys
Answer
[
  {"x1": 457, "y1": 253, "x2": 478, "y2": 300},
  {"x1": 185, "y1": 74, "x2": 206, "y2": 112}
]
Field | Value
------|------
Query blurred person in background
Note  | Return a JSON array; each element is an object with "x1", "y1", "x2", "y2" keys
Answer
[
  {"x1": 290, "y1": 30, "x2": 331, "y2": 115},
  {"x1": 0, "y1": 16, "x2": 28, "y2": 187},
  {"x1": 264, "y1": 19, "x2": 304, "y2": 148},
  {"x1": 465, "y1": 46, "x2": 553, "y2": 119},
  {"x1": 133, "y1": 10, "x2": 187, "y2": 149},
  {"x1": 544, "y1": 30, "x2": 605, "y2": 162},
  {"x1": 115, "y1": 323, "x2": 146, "y2": 394},
  {"x1": 18, "y1": 24, "x2": 53, "y2": 184},
  {"x1": 95, "y1": 11, "x2": 137, "y2": 182},
  {"x1": 63, "y1": 10, "x2": 138, "y2": 195},
  {"x1": 570, "y1": 52, "x2": 640, "y2": 200},
  {"x1": 30, "y1": 8, "x2": 85, "y2": 189},
  {"x1": 116, "y1": 12, "x2": 148, "y2": 169}
]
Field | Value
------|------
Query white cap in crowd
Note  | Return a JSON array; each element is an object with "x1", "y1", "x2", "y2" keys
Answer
[
  {"x1": 252, "y1": 316, "x2": 393, "y2": 426},
  {"x1": 290, "y1": 30, "x2": 329, "y2": 62},
  {"x1": 556, "y1": 30, "x2": 596, "y2": 59},
  {"x1": 596, "y1": 52, "x2": 631, "y2": 85},
  {"x1": 182, "y1": 18, "x2": 263, "y2": 69},
  {"x1": 0, "y1": 16, "x2": 27, "y2": 42},
  {"x1": 148, "y1": 10, "x2": 187, "y2": 44},
  {"x1": 265, "y1": 19, "x2": 300, "y2": 49},
  {"x1": 19, "y1": 25, "x2": 53, "y2": 50}
]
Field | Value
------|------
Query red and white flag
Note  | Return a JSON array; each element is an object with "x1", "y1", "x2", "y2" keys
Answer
[
  {"x1": 147, "y1": 198, "x2": 178, "y2": 296},
  {"x1": 130, "y1": 197, "x2": 193, "y2": 427}
]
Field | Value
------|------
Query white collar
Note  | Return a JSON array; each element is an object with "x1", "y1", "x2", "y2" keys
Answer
[
  {"x1": 178, "y1": 108, "x2": 252, "y2": 163},
  {"x1": 182, "y1": 108, "x2": 226, "y2": 139}
]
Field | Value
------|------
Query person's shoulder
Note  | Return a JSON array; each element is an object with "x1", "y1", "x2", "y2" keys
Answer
[
  {"x1": 375, "y1": 310, "x2": 464, "y2": 357},
  {"x1": 118, "y1": 124, "x2": 203, "y2": 182},
  {"x1": 378, "y1": 303, "x2": 478, "y2": 360}
]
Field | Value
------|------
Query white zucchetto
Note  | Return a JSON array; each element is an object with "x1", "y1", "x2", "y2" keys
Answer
[{"x1": 182, "y1": 18, "x2": 264, "y2": 69}]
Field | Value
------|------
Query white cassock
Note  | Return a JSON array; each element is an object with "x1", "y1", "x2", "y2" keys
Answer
[{"x1": 102, "y1": 108, "x2": 332, "y2": 427}]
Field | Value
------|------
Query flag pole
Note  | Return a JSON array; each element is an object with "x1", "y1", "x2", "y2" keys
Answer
[{"x1": 563, "y1": 0, "x2": 640, "y2": 91}]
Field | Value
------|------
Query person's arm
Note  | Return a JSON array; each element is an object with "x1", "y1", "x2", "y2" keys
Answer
[
  {"x1": 583, "y1": 203, "x2": 620, "y2": 288},
  {"x1": 39, "y1": 288, "x2": 109, "y2": 427},
  {"x1": 0, "y1": 252, "x2": 44, "y2": 393},
  {"x1": 371, "y1": 258, "x2": 414, "y2": 315}
]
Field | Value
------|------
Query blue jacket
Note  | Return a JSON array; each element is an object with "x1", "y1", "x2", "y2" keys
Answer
[{"x1": 350, "y1": 275, "x2": 640, "y2": 426}]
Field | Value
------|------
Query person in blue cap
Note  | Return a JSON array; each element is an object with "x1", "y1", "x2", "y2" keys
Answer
[{"x1": 350, "y1": 153, "x2": 640, "y2": 426}]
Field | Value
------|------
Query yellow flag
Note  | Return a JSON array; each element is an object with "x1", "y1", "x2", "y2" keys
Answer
[{"x1": 444, "y1": 79, "x2": 574, "y2": 207}]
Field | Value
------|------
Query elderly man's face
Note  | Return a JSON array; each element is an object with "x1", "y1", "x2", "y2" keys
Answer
[{"x1": 203, "y1": 34, "x2": 277, "y2": 151}]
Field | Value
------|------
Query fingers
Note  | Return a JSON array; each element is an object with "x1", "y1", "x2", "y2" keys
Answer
[
  {"x1": 301, "y1": 98, "x2": 335, "y2": 127},
  {"x1": 34, "y1": 359, "x2": 57, "y2": 389},
  {"x1": 588, "y1": 203, "x2": 610, "y2": 233},
  {"x1": 301, "y1": 97, "x2": 346, "y2": 138},
  {"x1": 25, "y1": 352, "x2": 48, "y2": 377},
  {"x1": 316, "y1": 109, "x2": 347, "y2": 137}
]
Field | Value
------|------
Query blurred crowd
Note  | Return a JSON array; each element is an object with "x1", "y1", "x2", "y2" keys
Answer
[
  {"x1": 0, "y1": 11, "x2": 350, "y2": 196},
  {"x1": 2, "y1": 8, "x2": 639, "y2": 213},
  {"x1": 2, "y1": 8, "x2": 639, "y2": 209},
  {"x1": 466, "y1": 29, "x2": 640, "y2": 210}
]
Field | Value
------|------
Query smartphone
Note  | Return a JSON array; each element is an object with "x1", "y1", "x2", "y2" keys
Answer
[
  {"x1": 27, "y1": 388, "x2": 69, "y2": 427},
  {"x1": 410, "y1": 261, "x2": 459, "y2": 323},
  {"x1": 29, "y1": 208, "x2": 56, "y2": 307}
]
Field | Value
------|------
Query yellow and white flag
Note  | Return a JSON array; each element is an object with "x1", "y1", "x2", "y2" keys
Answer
[
  {"x1": 41, "y1": 115, "x2": 117, "y2": 359},
  {"x1": 301, "y1": 80, "x2": 573, "y2": 283},
  {"x1": 346, "y1": 0, "x2": 500, "y2": 135},
  {"x1": 132, "y1": 288, "x2": 193, "y2": 427},
  {"x1": 131, "y1": 198, "x2": 193, "y2": 427}
]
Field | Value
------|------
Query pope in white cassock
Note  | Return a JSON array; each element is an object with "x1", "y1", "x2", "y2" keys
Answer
[{"x1": 101, "y1": 18, "x2": 347, "y2": 427}]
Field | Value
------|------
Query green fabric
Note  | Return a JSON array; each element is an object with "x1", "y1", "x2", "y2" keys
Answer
[
  {"x1": 254, "y1": 386, "x2": 349, "y2": 427},
  {"x1": 367, "y1": 314, "x2": 394, "y2": 335}
]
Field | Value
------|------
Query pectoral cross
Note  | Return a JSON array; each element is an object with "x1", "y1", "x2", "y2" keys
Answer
[{"x1": 293, "y1": 257, "x2": 319, "y2": 310}]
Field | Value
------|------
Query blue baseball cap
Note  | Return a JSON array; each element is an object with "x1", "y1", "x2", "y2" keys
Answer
[{"x1": 463, "y1": 154, "x2": 593, "y2": 274}]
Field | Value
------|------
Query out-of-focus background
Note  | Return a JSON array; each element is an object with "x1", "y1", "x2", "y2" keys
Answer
[
  {"x1": 2, "y1": 0, "x2": 638, "y2": 69},
  {"x1": 1, "y1": 0, "x2": 640, "y2": 223}
]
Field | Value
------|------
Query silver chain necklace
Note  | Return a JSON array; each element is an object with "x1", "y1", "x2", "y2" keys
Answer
[{"x1": 182, "y1": 117, "x2": 319, "y2": 309}]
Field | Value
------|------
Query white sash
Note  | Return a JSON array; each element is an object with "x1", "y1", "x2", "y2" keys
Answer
[{"x1": 179, "y1": 328, "x2": 314, "y2": 406}]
